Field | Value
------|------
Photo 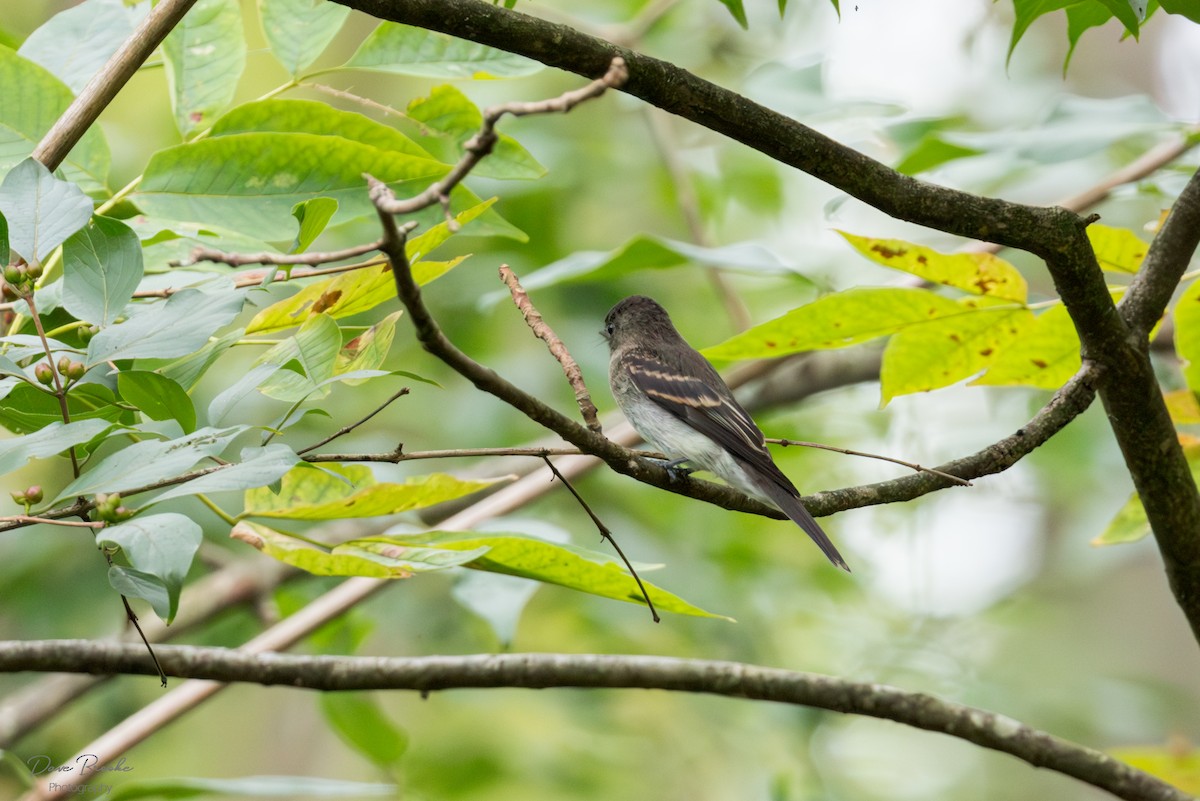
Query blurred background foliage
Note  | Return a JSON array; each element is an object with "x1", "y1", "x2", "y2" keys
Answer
[{"x1": 2, "y1": 0, "x2": 1200, "y2": 799}]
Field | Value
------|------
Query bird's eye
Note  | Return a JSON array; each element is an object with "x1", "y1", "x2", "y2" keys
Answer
[{"x1": 604, "y1": 323, "x2": 615, "y2": 337}]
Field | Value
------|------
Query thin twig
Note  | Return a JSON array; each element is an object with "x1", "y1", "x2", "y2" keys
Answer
[
  {"x1": 371, "y1": 57, "x2": 629, "y2": 216},
  {"x1": 297, "y1": 388, "x2": 411, "y2": 455},
  {"x1": 306, "y1": 446, "x2": 586, "y2": 462},
  {"x1": 24, "y1": 295, "x2": 78, "y2": 475},
  {"x1": 767, "y1": 438, "x2": 973, "y2": 487},
  {"x1": 499, "y1": 265, "x2": 602, "y2": 432},
  {"x1": 174, "y1": 239, "x2": 383, "y2": 268},
  {"x1": 542, "y1": 455, "x2": 659, "y2": 623},
  {"x1": 0, "y1": 515, "x2": 104, "y2": 528}
]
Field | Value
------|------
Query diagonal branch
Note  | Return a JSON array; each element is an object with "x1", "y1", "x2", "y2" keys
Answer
[
  {"x1": 0, "y1": 641, "x2": 1188, "y2": 801},
  {"x1": 33, "y1": 0, "x2": 200, "y2": 171}
]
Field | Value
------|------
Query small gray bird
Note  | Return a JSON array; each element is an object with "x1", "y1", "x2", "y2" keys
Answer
[{"x1": 603, "y1": 295, "x2": 849, "y2": 571}]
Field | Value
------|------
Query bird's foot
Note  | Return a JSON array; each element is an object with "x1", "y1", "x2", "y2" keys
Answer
[{"x1": 654, "y1": 457, "x2": 694, "y2": 481}]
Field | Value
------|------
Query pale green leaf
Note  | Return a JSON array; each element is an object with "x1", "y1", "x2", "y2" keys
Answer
[
  {"x1": 1176, "y1": 279, "x2": 1200, "y2": 392},
  {"x1": 1088, "y1": 223, "x2": 1148, "y2": 273},
  {"x1": 18, "y1": 0, "x2": 142, "y2": 93},
  {"x1": 51, "y1": 426, "x2": 247, "y2": 504},
  {"x1": 99, "y1": 512, "x2": 202, "y2": 622},
  {"x1": 0, "y1": 47, "x2": 110, "y2": 192},
  {"x1": 258, "y1": 0, "x2": 350, "y2": 76},
  {"x1": 376, "y1": 531, "x2": 732, "y2": 620},
  {"x1": 0, "y1": 419, "x2": 113, "y2": 477},
  {"x1": 241, "y1": 463, "x2": 509, "y2": 520},
  {"x1": 63, "y1": 215, "x2": 143, "y2": 326},
  {"x1": 840, "y1": 232, "x2": 1028, "y2": 302},
  {"x1": 702, "y1": 288, "x2": 968, "y2": 361},
  {"x1": 152, "y1": 444, "x2": 301, "y2": 503},
  {"x1": 881, "y1": 305, "x2": 1034, "y2": 404},
  {"x1": 0, "y1": 158, "x2": 93, "y2": 264},
  {"x1": 972, "y1": 303, "x2": 1081, "y2": 389},
  {"x1": 245, "y1": 200, "x2": 492, "y2": 333},
  {"x1": 290, "y1": 197, "x2": 338, "y2": 254},
  {"x1": 162, "y1": 0, "x2": 246, "y2": 136},
  {"x1": 344, "y1": 22, "x2": 541, "y2": 78}
]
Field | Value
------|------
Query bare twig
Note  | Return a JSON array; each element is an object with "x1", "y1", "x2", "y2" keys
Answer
[
  {"x1": 499, "y1": 265, "x2": 602, "y2": 433},
  {"x1": 768, "y1": 438, "x2": 972, "y2": 487},
  {"x1": 175, "y1": 240, "x2": 383, "y2": 268},
  {"x1": 371, "y1": 57, "x2": 629, "y2": 217},
  {"x1": 3, "y1": 641, "x2": 1189, "y2": 801},
  {"x1": 297, "y1": 388, "x2": 411, "y2": 455},
  {"x1": 541, "y1": 455, "x2": 659, "y2": 623},
  {"x1": 0, "y1": 515, "x2": 104, "y2": 528}
]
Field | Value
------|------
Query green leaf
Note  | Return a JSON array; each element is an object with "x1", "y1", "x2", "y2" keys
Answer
[
  {"x1": 716, "y1": 0, "x2": 749, "y2": 27},
  {"x1": 0, "y1": 419, "x2": 113, "y2": 476},
  {"x1": 118, "y1": 370, "x2": 197, "y2": 433},
  {"x1": 99, "y1": 512, "x2": 202, "y2": 623},
  {"x1": 0, "y1": 46, "x2": 111, "y2": 192},
  {"x1": 343, "y1": 22, "x2": 541, "y2": 78},
  {"x1": 0, "y1": 158, "x2": 93, "y2": 264},
  {"x1": 320, "y1": 693, "x2": 409, "y2": 770},
  {"x1": 161, "y1": 0, "x2": 246, "y2": 136},
  {"x1": 336, "y1": 311, "x2": 401, "y2": 380},
  {"x1": 407, "y1": 85, "x2": 546, "y2": 180},
  {"x1": 258, "y1": 0, "x2": 351, "y2": 76},
  {"x1": 209, "y1": 99, "x2": 434, "y2": 160},
  {"x1": 1177, "y1": 279, "x2": 1200, "y2": 392},
  {"x1": 1008, "y1": 0, "x2": 1076, "y2": 65},
  {"x1": 152, "y1": 329, "x2": 244, "y2": 391},
  {"x1": 0, "y1": 211, "x2": 8, "y2": 265},
  {"x1": 1095, "y1": 437, "x2": 1200, "y2": 547},
  {"x1": 972, "y1": 303, "x2": 1081, "y2": 389},
  {"x1": 85, "y1": 278, "x2": 246, "y2": 365},
  {"x1": 881, "y1": 305, "x2": 1034, "y2": 404},
  {"x1": 50, "y1": 426, "x2": 247, "y2": 504},
  {"x1": 134, "y1": 133, "x2": 446, "y2": 242},
  {"x1": 1065, "y1": 2, "x2": 1114, "y2": 73},
  {"x1": 17, "y1": 0, "x2": 142, "y2": 94},
  {"x1": 241, "y1": 463, "x2": 509, "y2": 520},
  {"x1": 206, "y1": 362, "x2": 282, "y2": 424},
  {"x1": 1107, "y1": 744, "x2": 1200, "y2": 795},
  {"x1": 1088, "y1": 223, "x2": 1147, "y2": 273},
  {"x1": 506, "y1": 235, "x2": 791, "y2": 297},
  {"x1": 1093, "y1": 491, "x2": 1149, "y2": 545},
  {"x1": 255, "y1": 313, "x2": 341, "y2": 402},
  {"x1": 62, "y1": 215, "x2": 144, "y2": 326},
  {"x1": 1161, "y1": 0, "x2": 1200, "y2": 22},
  {"x1": 377, "y1": 531, "x2": 732, "y2": 620},
  {"x1": 839, "y1": 232, "x2": 1028, "y2": 302},
  {"x1": 290, "y1": 197, "x2": 338, "y2": 254},
  {"x1": 231, "y1": 519, "x2": 484, "y2": 577},
  {"x1": 893, "y1": 135, "x2": 983, "y2": 175},
  {"x1": 107, "y1": 566, "x2": 172, "y2": 621},
  {"x1": 245, "y1": 199, "x2": 493, "y2": 333},
  {"x1": 0, "y1": 382, "x2": 129, "y2": 434},
  {"x1": 1093, "y1": 0, "x2": 1143, "y2": 35},
  {"x1": 702, "y1": 288, "x2": 968, "y2": 361},
  {"x1": 151, "y1": 443, "x2": 301, "y2": 503}
]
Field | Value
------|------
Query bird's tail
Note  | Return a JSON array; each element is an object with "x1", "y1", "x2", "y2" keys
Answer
[{"x1": 756, "y1": 479, "x2": 850, "y2": 572}]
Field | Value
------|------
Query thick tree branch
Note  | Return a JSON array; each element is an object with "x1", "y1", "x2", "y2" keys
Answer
[{"x1": 1, "y1": 641, "x2": 1188, "y2": 801}]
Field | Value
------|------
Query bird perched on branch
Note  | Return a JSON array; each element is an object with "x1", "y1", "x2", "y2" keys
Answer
[{"x1": 603, "y1": 295, "x2": 849, "y2": 571}]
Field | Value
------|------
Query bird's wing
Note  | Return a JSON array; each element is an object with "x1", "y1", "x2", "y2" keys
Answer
[
  {"x1": 625, "y1": 353, "x2": 787, "y2": 485},
  {"x1": 627, "y1": 353, "x2": 849, "y2": 571}
]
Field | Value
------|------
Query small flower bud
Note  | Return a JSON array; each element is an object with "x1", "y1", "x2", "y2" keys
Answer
[
  {"x1": 25, "y1": 262, "x2": 43, "y2": 280},
  {"x1": 67, "y1": 361, "x2": 86, "y2": 381},
  {"x1": 57, "y1": 355, "x2": 72, "y2": 375},
  {"x1": 34, "y1": 362, "x2": 54, "y2": 385},
  {"x1": 24, "y1": 486, "x2": 42, "y2": 504},
  {"x1": 10, "y1": 490, "x2": 26, "y2": 505},
  {"x1": 3, "y1": 265, "x2": 21, "y2": 284}
]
